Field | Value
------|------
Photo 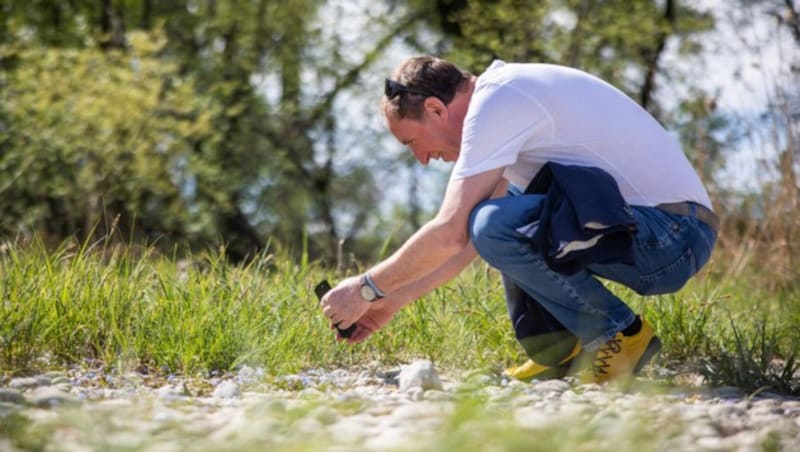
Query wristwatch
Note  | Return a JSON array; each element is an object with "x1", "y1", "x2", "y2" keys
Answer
[{"x1": 359, "y1": 272, "x2": 386, "y2": 302}]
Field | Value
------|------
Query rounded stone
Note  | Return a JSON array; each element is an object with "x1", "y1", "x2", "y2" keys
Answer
[
  {"x1": 423, "y1": 390, "x2": 451, "y2": 402},
  {"x1": 710, "y1": 386, "x2": 745, "y2": 399},
  {"x1": 514, "y1": 406, "x2": 559, "y2": 429},
  {"x1": 531, "y1": 379, "x2": 570, "y2": 394},
  {"x1": 751, "y1": 398, "x2": 784, "y2": 415},
  {"x1": 0, "y1": 388, "x2": 26, "y2": 405},
  {"x1": 0, "y1": 401, "x2": 22, "y2": 416},
  {"x1": 26, "y1": 387, "x2": 79, "y2": 408},
  {"x1": 311, "y1": 406, "x2": 339, "y2": 425},
  {"x1": 708, "y1": 402, "x2": 746, "y2": 420},
  {"x1": 398, "y1": 360, "x2": 443, "y2": 392},
  {"x1": 212, "y1": 381, "x2": 240, "y2": 399},
  {"x1": 155, "y1": 384, "x2": 187, "y2": 400},
  {"x1": 559, "y1": 401, "x2": 594, "y2": 418},
  {"x1": 51, "y1": 377, "x2": 72, "y2": 386},
  {"x1": 406, "y1": 387, "x2": 424, "y2": 401},
  {"x1": 9, "y1": 376, "x2": 51, "y2": 390}
]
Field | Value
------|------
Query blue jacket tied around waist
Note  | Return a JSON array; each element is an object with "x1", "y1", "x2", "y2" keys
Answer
[{"x1": 518, "y1": 162, "x2": 638, "y2": 275}]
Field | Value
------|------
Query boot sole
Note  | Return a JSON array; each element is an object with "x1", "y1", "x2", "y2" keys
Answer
[
  {"x1": 633, "y1": 336, "x2": 662, "y2": 374},
  {"x1": 511, "y1": 362, "x2": 572, "y2": 382}
]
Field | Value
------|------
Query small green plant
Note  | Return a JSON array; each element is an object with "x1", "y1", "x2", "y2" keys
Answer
[{"x1": 702, "y1": 317, "x2": 800, "y2": 395}]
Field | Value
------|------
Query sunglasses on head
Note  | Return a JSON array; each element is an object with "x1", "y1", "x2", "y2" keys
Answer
[{"x1": 384, "y1": 78, "x2": 438, "y2": 99}]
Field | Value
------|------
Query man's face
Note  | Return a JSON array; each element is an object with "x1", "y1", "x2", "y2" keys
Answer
[{"x1": 386, "y1": 100, "x2": 460, "y2": 165}]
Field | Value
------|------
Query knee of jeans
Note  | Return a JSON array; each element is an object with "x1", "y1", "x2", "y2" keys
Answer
[{"x1": 469, "y1": 200, "x2": 505, "y2": 259}]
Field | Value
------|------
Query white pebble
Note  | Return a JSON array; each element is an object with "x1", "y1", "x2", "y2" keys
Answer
[
  {"x1": 212, "y1": 380, "x2": 240, "y2": 399},
  {"x1": 398, "y1": 360, "x2": 443, "y2": 392}
]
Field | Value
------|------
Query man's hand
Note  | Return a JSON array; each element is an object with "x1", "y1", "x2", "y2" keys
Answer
[
  {"x1": 319, "y1": 276, "x2": 371, "y2": 331},
  {"x1": 345, "y1": 297, "x2": 403, "y2": 344}
]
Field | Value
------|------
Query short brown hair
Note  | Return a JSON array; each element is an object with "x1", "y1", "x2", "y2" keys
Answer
[{"x1": 382, "y1": 56, "x2": 471, "y2": 120}]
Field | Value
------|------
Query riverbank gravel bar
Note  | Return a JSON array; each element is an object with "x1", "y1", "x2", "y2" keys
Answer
[{"x1": 1, "y1": 360, "x2": 799, "y2": 451}]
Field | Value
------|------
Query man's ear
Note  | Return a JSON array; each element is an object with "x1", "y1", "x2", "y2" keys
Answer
[{"x1": 424, "y1": 97, "x2": 448, "y2": 119}]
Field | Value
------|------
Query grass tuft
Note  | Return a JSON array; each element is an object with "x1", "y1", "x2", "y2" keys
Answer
[{"x1": 702, "y1": 318, "x2": 800, "y2": 395}]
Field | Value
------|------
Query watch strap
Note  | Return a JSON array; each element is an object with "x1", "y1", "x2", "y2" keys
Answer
[{"x1": 363, "y1": 272, "x2": 386, "y2": 299}]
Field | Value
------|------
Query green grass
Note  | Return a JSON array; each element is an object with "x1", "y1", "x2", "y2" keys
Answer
[
  {"x1": 1, "y1": 238, "x2": 799, "y2": 394},
  {"x1": 0, "y1": 238, "x2": 518, "y2": 377}
]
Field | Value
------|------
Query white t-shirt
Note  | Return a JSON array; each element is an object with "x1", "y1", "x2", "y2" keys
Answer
[{"x1": 451, "y1": 60, "x2": 712, "y2": 209}]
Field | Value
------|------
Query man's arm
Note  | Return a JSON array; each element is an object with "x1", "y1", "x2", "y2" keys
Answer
[
  {"x1": 374, "y1": 177, "x2": 509, "y2": 302},
  {"x1": 371, "y1": 167, "x2": 506, "y2": 292},
  {"x1": 320, "y1": 171, "x2": 506, "y2": 329},
  {"x1": 345, "y1": 178, "x2": 509, "y2": 343},
  {"x1": 344, "y1": 242, "x2": 479, "y2": 343}
]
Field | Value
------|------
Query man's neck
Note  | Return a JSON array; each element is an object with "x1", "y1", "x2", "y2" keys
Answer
[{"x1": 449, "y1": 77, "x2": 477, "y2": 127}]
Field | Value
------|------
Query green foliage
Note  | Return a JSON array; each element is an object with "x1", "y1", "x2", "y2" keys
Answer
[
  {"x1": 0, "y1": 0, "x2": 395, "y2": 262},
  {"x1": 0, "y1": 411, "x2": 51, "y2": 452},
  {"x1": 410, "y1": 0, "x2": 713, "y2": 105},
  {"x1": 636, "y1": 291, "x2": 718, "y2": 359},
  {"x1": 0, "y1": 31, "x2": 220, "y2": 245}
]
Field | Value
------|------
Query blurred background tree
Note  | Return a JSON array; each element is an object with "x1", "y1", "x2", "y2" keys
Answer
[
  {"x1": 1, "y1": 0, "x2": 798, "y2": 284},
  {"x1": 0, "y1": 0, "x2": 414, "y2": 262}
]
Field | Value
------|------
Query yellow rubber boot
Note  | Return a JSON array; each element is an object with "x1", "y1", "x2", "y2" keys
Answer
[
  {"x1": 505, "y1": 341, "x2": 582, "y2": 382},
  {"x1": 591, "y1": 317, "x2": 662, "y2": 383}
]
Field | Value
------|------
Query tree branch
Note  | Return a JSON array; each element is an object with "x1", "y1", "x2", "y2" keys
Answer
[{"x1": 306, "y1": 11, "x2": 425, "y2": 126}]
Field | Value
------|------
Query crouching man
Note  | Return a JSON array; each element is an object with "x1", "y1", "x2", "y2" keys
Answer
[{"x1": 320, "y1": 56, "x2": 717, "y2": 383}]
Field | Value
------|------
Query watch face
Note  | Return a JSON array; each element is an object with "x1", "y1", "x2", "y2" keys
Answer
[{"x1": 360, "y1": 284, "x2": 377, "y2": 301}]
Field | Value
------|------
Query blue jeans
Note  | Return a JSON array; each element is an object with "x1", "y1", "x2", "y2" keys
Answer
[{"x1": 469, "y1": 194, "x2": 716, "y2": 351}]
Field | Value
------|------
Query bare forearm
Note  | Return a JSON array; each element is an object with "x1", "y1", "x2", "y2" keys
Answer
[
  {"x1": 371, "y1": 219, "x2": 465, "y2": 294},
  {"x1": 345, "y1": 244, "x2": 477, "y2": 344},
  {"x1": 380, "y1": 243, "x2": 478, "y2": 311},
  {"x1": 370, "y1": 174, "x2": 507, "y2": 297}
]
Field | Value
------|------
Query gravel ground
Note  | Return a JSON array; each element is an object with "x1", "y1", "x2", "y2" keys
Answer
[{"x1": 1, "y1": 360, "x2": 799, "y2": 451}]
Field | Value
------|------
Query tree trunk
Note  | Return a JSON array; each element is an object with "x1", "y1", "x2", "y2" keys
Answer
[
  {"x1": 221, "y1": 201, "x2": 265, "y2": 262},
  {"x1": 565, "y1": 0, "x2": 593, "y2": 67},
  {"x1": 639, "y1": 0, "x2": 675, "y2": 112},
  {"x1": 98, "y1": 0, "x2": 125, "y2": 49},
  {"x1": 207, "y1": 0, "x2": 217, "y2": 18},
  {"x1": 141, "y1": 0, "x2": 151, "y2": 29}
]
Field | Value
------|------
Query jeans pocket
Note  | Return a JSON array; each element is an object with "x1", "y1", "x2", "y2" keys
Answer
[
  {"x1": 635, "y1": 209, "x2": 684, "y2": 251},
  {"x1": 637, "y1": 247, "x2": 697, "y2": 295}
]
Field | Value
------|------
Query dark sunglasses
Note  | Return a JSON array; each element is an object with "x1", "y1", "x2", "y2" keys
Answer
[{"x1": 384, "y1": 78, "x2": 438, "y2": 99}]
